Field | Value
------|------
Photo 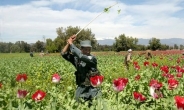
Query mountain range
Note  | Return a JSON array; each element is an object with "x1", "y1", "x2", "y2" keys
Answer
[{"x1": 97, "y1": 38, "x2": 184, "y2": 46}]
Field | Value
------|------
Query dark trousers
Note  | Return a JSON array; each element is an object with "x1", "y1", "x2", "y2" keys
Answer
[{"x1": 75, "y1": 85, "x2": 101, "y2": 104}]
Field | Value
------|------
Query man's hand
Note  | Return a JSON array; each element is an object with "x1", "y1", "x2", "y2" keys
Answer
[
  {"x1": 67, "y1": 35, "x2": 76, "y2": 45},
  {"x1": 70, "y1": 35, "x2": 76, "y2": 41}
]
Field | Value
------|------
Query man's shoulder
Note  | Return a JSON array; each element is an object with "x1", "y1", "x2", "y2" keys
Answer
[
  {"x1": 88, "y1": 55, "x2": 97, "y2": 61},
  {"x1": 89, "y1": 54, "x2": 96, "y2": 58},
  {"x1": 125, "y1": 53, "x2": 128, "y2": 57}
]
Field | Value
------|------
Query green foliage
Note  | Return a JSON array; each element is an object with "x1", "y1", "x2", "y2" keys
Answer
[
  {"x1": 46, "y1": 39, "x2": 57, "y2": 53},
  {"x1": 117, "y1": 9, "x2": 121, "y2": 14},
  {"x1": 10, "y1": 44, "x2": 21, "y2": 53},
  {"x1": 55, "y1": 26, "x2": 97, "y2": 51},
  {"x1": 148, "y1": 37, "x2": 161, "y2": 51},
  {"x1": 113, "y1": 34, "x2": 138, "y2": 51},
  {"x1": 103, "y1": 3, "x2": 121, "y2": 14},
  {"x1": 32, "y1": 40, "x2": 45, "y2": 52},
  {"x1": 1, "y1": 27, "x2": 183, "y2": 53},
  {"x1": 103, "y1": 8, "x2": 109, "y2": 13},
  {"x1": 0, "y1": 52, "x2": 183, "y2": 109},
  {"x1": 174, "y1": 44, "x2": 179, "y2": 49},
  {"x1": 160, "y1": 44, "x2": 169, "y2": 50}
]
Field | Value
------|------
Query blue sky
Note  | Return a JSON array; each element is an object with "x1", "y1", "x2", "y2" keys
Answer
[{"x1": 0, "y1": 0, "x2": 184, "y2": 43}]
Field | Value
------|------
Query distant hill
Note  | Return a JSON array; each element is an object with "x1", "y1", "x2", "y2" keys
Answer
[
  {"x1": 97, "y1": 38, "x2": 184, "y2": 46},
  {"x1": 97, "y1": 39, "x2": 115, "y2": 45}
]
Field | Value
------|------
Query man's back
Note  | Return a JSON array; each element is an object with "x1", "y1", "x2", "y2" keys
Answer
[{"x1": 145, "y1": 50, "x2": 152, "y2": 60}]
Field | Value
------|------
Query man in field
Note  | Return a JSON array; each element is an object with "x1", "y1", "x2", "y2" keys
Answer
[
  {"x1": 139, "y1": 50, "x2": 152, "y2": 60},
  {"x1": 61, "y1": 35, "x2": 101, "y2": 106},
  {"x1": 124, "y1": 49, "x2": 133, "y2": 70},
  {"x1": 30, "y1": 51, "x2": 33, "y2": 57}
]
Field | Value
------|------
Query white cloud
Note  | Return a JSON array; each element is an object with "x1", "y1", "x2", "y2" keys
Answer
[{"x1": 0, "y1": 0, "x2": 184, "y2": 43}]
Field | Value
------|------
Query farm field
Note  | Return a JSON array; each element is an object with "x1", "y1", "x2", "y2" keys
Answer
[{"x1": 0, "y1": 50, "x2": 184, "y2": 110}]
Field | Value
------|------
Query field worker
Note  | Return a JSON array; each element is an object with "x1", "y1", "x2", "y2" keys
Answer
[
  {"x1": 139, "y1": 50, "x2": 152, "y2": 60},
  {"x1": 39, "y1": 50, "x2": 44, "y2": 57},
  {"x1": 30, "y1": 51, "x2": 33, "y2": 57},
  {"x1": 124, "y1": 49, "x2": 133, "y2": 70},
  {"x1": 145, "y1": 50, "x2": 152, "y2": 60},
  {"x1": 61, "y1": 35, "x2": 101, "y2": 106}
]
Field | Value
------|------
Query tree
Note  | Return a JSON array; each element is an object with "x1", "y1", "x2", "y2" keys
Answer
[
  {"x1": 174, "y1": 44, "x2": 179, "y2": 49},
  {"x1": 160, "y1": 44, "x2": 169, "y2": 50},
  {"x1": 179, "y1": 45, "x2": 184, "y2": 50},
  {"x1": 148, "y1": 37, "x2": 161, "y2": 51},
  {"x1": 96, "y1": 45, "x2": 113, "y2": 51},
  {"x1": 55, "y1": 26, "x2": 97, "y2": 51},
  {"x1": 10, "y1": 44, "x2": 21, "y2": 53},
  {"x1": 136, "y1": 44, "x2": 147, "y2": 51},
  {"x1": 45, "y1": 39, "x2": 57, "y2": 53},
  {"x1": 113, "y1": 34, "x2": 138, "y2": 52},
  {"x1": 14, "y1": 41, "x2": 31, "y2": 53},
  {"x1": 0, "y1": 42, "x2": 6, "y2": 53},
  {"x1": 53, "y1": 37, "x2": 63, "y2": 52},
  {"x1": 56, "y1": 27, "x2": 67, "y2": 48},
  {"x1": 169, "y1": 46, "x2": 174, "y2": 50},
  {"x1": 6, "y1": 42, "x2": 13, "y2": 53},
  {"x1": 32, "y1": 40, "x2": 44, "y2": 52}
]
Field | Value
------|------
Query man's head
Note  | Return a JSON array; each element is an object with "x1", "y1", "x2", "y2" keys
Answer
[
  {"x1": 128, "y1": 49, "x2": 132, "y2": 53},
  {"x1": 80, "y1": 40, "x2": 92, "y2": 55}
]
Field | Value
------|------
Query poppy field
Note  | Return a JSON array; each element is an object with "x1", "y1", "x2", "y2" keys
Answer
[{"x1": 0, "y1": 50, "x2": 184, "y2": 110}]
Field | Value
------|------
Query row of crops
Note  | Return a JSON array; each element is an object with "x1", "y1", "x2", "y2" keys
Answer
[{"x1": 0, "y1": 51, "x2": 184, "y2": 110}]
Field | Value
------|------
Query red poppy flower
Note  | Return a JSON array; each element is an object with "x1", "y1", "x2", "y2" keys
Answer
[
  {"x1": 17, "y1": 89, "x2": 28, "y2": 98},
  {"x1": 113, "y1": 78, "x2": 128, "y2": 92},
  {"x1": 152, "y1": 62, "x2": 158, "y2": 67},
  {"x1": 174, "y1": 96, "x2": 184, "y2": 110},
  {"x1": 162, "y1": 73, "x2": 168, "y2": 77},
  {"x1": 133, "y1": 61, "x2": 138, "y2": 66},
  {"x1": 160, "y1": 66, "x2": 169, "y2": 73},
  {"x1": 0, "y1": 83, "x2": 2, "y2": 88},
  {"x1": 167, "y1": 73, "x2": 174, "y2": 79},
  {"x1": 150, "y1": 87, "x2": 163, "y2": 99},
  {"x1": 133, "y1": 92, "x2": 146, "y2": 102},
  {"x1": 52, "y1": 73, "x2": 61, "y2": 83},
  {"x1": 176, "y1": 66, "x2": 184, "y2": 73},
  {"x1": 32, "y1": 90, "x2": 46, "y2": 101},
  {"x1": 162, "y1": 73, "x2": 174, "y2": 79},
  {"x1": 144, "y1": 61, "x2": 149, "y2": 66},
  {"x1": 168, "y1": 78, "x2": 179, "y2": 90},
  {"x1": 149, "y1": 79, "x2": 163, "y2": 99},
  {"x1": 149, "y1": 79, "x2": 163, "y2": 89},
  {"x1": 16, "y1": 73, "x2": 27, "y2": 82},
  {"x1": 134, "y1": 65, "x2": 140, "y2": 70},
  {"x1": 135, "y1": 74, "x2": 141, "y2": 81},
  {"x1": 90, "y1": 75, "x2": 104, "y2": 87},
  {"x1": 176, "y1": 73, "x2": 183, "y2": 78}
]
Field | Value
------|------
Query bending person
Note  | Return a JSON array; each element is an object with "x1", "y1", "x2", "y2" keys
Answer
[{"x1": 139, "y1": 49, "x2": 152, "y2": 60}]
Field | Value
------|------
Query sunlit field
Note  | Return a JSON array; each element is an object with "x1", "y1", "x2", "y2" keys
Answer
[{"x1": 0, "y1": 50, "x2": 184, "y2": 110}]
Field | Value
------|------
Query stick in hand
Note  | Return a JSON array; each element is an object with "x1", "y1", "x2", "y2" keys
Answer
[{"x1": 75, "y1": 2, "x2": 118, "y2": 36}]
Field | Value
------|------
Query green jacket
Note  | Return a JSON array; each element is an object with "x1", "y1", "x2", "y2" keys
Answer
[{"x1": 61, "y1": 44, "x2": 100, "y2": 86}]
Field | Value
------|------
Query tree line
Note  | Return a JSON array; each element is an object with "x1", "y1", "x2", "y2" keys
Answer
[{"x1": 0, "y1": 26, "x2": 183, "y2": 53}]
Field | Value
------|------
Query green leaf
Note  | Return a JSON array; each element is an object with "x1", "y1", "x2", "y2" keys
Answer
[
  {"x1": 104, "y1": 8, "x2": 109, "y2": 12},
  {"x1": 117, "y1": 9, "x2": 121, "y2": 14}
]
